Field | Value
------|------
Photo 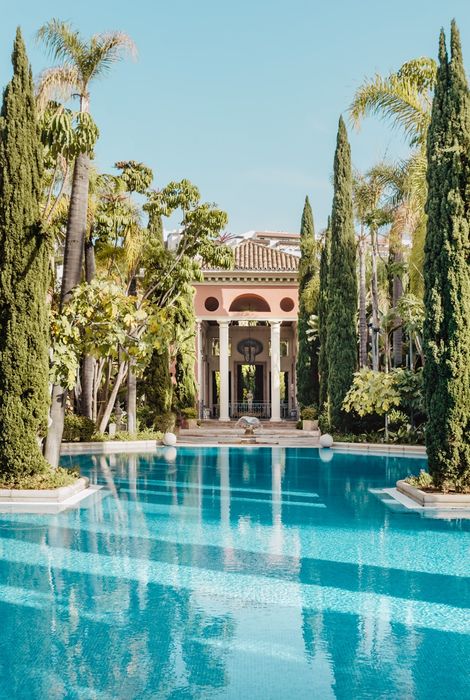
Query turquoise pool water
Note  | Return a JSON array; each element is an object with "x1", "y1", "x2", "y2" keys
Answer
[{"x1": 0, "y1": 446, "x2": 469, "y2": 699}]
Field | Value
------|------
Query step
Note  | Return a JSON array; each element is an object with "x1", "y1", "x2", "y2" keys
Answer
[{"x1": 180, "y1": 429, "x2": 320, "y2": 437}]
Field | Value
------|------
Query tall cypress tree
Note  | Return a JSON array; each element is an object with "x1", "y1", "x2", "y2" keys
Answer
[
  {"x1": 327, "y1": 117, "x2": 358, "y2": 431},
  {"x1": 144, "y1": 210, "x2": 173, "y2": 420},
  {"x1": 0, "y1": 29, "x2": 51, "y2": 478},
  {"x1": 296, "y1": 196, "x2": 320, "y2": 407},
  {"x1": 318, "y1": 217, "x2": 331, "y2": 414},
  {"x1": 423, "y1": 22, "x2": 470, "y2": 489}
]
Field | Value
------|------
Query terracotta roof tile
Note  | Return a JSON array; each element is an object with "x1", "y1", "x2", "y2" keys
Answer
[{"x1": 205, "y1": 239, "x2": 299, "y2": 272}]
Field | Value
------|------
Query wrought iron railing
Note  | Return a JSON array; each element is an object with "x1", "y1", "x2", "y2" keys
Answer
[
  {"x1": 230, "y1": 402, "x2": 271, "y2": 419},
  {"x1": 203, "y1": 402, "x2": 295, "y2": 420}
]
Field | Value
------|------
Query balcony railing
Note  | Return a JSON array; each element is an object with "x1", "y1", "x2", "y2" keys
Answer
[{"x1": 202, "y1": 402, "x2": 294, "y2": 420}]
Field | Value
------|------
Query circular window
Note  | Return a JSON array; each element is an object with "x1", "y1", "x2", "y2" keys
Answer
[
  {"x1": 204, "y1": 296, "x2": 219, "y2": 312},
  {"x1": 280, "y1": 297, "x2": 295, "y2": 312}
]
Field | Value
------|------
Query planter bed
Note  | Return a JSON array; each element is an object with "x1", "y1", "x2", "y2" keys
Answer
[
  {"x1": 332, "y1": 442, "x2": 426, "y2": 456},
  {"x1": 0, "y1": 477, "x2": 89, "y2": 502},
  {"x1": 396, "y1": 479, "x2": 470, "y2": 508}
]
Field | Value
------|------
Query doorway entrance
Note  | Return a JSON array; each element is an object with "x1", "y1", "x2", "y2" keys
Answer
[
  {"x1": 237, "y1": 364, "x2": 264, "y2": 403},
  {"x1": 233, "y1": 363, "x2": 268, "y2": 417}
]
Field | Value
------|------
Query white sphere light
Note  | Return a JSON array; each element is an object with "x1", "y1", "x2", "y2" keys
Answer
[
  {"x1": 163, "y1": 432, "x2": 177, "y2": 446},
  {"x1": 319, "y1": 433, "x2": 333, "y2": 448}
]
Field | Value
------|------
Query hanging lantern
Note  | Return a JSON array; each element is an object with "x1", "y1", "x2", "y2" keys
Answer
[{"x1": 237, "y1": 338, "x2": 263, "y2": 364}]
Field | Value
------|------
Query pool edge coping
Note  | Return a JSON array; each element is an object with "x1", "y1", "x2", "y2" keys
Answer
[{"x1": 60, "y1": 440, "x2": 427, "y2": 457}]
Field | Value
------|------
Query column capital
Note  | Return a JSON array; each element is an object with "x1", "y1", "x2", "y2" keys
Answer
[
  {"x1": 218, "y1": 319, "x2": 230, "y2": 326},
  {"x1": 270, "y1": 320, "x2": 281, "y2": 328}
]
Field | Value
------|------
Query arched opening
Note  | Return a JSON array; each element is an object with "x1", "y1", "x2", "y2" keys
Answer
[{"x1": 229, "y1": 294, "x2": 271, "y2": 312}]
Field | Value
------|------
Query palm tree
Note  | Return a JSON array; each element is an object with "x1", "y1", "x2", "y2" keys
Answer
[
  {"x1": 349, "y1": 57, "x2": 436, "y2": 297},
  {"x1": 38, "y1": 20, "x2": 136, "y2": 465},
  {"x1": 353, "y1": 168, "x2": 391, "y2": 370},
  {"x1": 375, "y1": 158, "x2": 426, "y2": 365}
]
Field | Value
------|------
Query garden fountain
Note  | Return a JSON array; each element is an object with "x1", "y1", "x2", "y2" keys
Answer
[{"x1": 235, "y1": 416, "x2": 263, "y2": 444}]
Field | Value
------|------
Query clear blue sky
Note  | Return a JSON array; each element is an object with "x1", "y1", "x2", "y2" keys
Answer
[{"x1": 1, "y1": 0, "x2": 469, "y2": 234}]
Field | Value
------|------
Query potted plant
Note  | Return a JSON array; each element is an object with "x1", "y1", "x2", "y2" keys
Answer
[
  {"x1": 301, "y1": 406, "x2": 318, "y2": 431},
  {"x1": 181, "y1": 407, "x2": 198, "y2": 429}
]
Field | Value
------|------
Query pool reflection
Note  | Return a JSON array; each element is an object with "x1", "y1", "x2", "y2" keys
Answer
[{"x1": 0, "y1": 446, "x2": 468, "y2": 699}]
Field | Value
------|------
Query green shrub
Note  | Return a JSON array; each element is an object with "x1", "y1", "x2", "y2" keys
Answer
[
  {"x1": 405, "y1": 469, "x2": 434, "y2": 489},
  {"x1": 154, "y1": 413, "x2": 176, "y2": 433},
  {"x1": 318, "y1": 408, "x2": 330, "y2": 433},
  {"x1": 136, "y1": 405, "x2": 154, "y2": 430},
  {"x1": 62, "y1": 414, "x2": 96, "y2": 442},
  {"x1": 90, "y1": 432, "x2": 106, "y2": 442},
  {"x1": 0, "y1": 466, "x2": 79, "y2": 489},
  {"x1": 332, "y1": 432, "x2": 383, "y2": 444},
  {"x1": 113, "y1": 430, "x2": 163, "y2": 441},
  {"x1": 181, "y1": 407, "x2": 197, "y2": 419},
  {"x1": 301, "y1": 405, "x2": 318, "y2": 420}
]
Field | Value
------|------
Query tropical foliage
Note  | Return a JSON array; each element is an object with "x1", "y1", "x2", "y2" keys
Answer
[{"x1": 0, "y1": 18, "x2": 468, "y2": 494}]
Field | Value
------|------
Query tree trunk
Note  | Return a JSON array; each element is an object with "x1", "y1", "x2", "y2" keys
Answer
[
  {"x1": 84, "y1": 236, "x2": 95, "y2": 281},
  {"x1": 358, "y1": 237, "x2": 368, "y2": 367},
  {"x1": 127, "y1": 360, "x2": 137, "y2": 434},
  {"x1": 126, "y1": 276, "x2": 137, "y2": 433},
  {"x1": 80, "y1": 356, "x2": 95, "y2": 419},
  {"x1": 93, "y1": 359, "x2": 104, "y2": 423},
  {"x1": 98, "y1": 361, "x2": 127, "y2": 434},
  {"x1": 80, "y1": 237, "x2": 96, "y2": 419},
  {"x1": 44, "y1": 152, "x2": 90, "y2": 466},
  {"x1": 97, "y1": 360, "x2": 113, "y2": 427},
  {"x1": 370, "y1": 227, "x2": 380, "y2": 371},
  {"x1": 59, "y1": 153, "x2": 90, "y2": 305},
  {"x1": 392, "y1": 249, "x2": 404, "y2": 367}
]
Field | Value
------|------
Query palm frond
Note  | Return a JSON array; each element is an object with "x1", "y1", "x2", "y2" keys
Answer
[
  {"x1": 123, "y1": 222, "x2": 145, "y2": 271},
  {"x1": 83, "y1": 32, "x2": 137, "y2": 83},
  {"x1": 37, "y1": 21, "x2": 136, "y2": 91},
  {"x1": 401, "y1": 151, "x2": 428, "y2": 209},
  {"x1": 37, "y1": 20, "x2": 87, "y2": 70},
  {"x1": 36, "y1": 65, "x2": 81, "y2": 113},
  {"x1": 349, "y1": 73, "x2": 432, "y2": 146}
]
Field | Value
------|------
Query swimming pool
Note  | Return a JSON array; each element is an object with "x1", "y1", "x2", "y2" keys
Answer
[{"x1": 0, "y1": 446, "x2": 468, "y2": 699}]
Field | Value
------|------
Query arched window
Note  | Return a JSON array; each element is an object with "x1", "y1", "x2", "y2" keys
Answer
[{"x1": 229, "y1": 294, "x2": 271, "y2": 312}]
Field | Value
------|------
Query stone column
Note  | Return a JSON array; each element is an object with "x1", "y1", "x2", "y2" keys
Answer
[
  {"x1": 270, "y1": 321, "x2": 281, "y2": 421},
  {"x1": 219, "y1": 320, "x2": 230, "y2": 421},
  {"x1": 196, "y1": 321, "x2": 203, "y2": 415}
]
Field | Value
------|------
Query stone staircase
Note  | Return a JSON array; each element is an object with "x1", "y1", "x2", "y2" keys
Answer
[{"x1": 178, "y1": 420, "x2": 320, "y2": 446}]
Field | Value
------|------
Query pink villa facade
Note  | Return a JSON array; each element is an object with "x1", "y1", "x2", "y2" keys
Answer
[{"x1": 193, "y1": 237, "x2": 300, "y2": 421}]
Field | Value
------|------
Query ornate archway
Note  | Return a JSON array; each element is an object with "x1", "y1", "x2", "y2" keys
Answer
[{"x1": 229, "y1": 294, "x2": 271, "y2": 312}]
